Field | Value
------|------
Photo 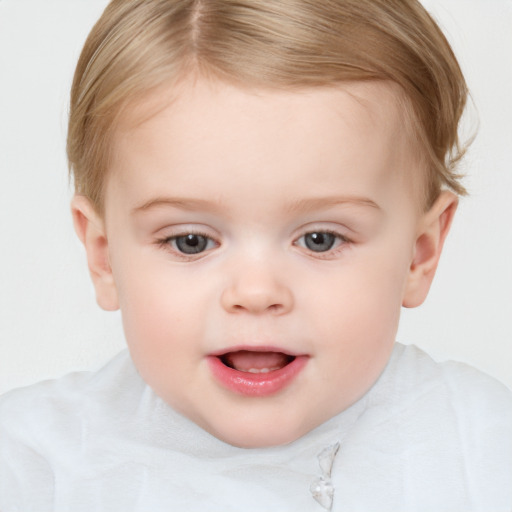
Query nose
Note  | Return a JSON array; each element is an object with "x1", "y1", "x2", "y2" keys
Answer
[{"x1": 220, "y1": 264, "x2": 294, "y2": 315}]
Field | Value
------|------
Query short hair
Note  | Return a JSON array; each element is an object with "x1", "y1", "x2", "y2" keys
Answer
[{"x1": 67, "y1": 0, "x2": 469, "y2": 214}]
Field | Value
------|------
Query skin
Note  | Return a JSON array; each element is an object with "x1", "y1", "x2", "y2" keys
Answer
[{"x1": 72, "y1": 78, "x2": 457, "y2": 448}]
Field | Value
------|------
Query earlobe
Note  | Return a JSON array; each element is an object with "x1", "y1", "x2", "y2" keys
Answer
[
  {"x1": 71, "y1": 195, "x2": 119, "y2": 311},
  {"x1": 402, "y1": 191, "x2": 458, "y2": 308}
]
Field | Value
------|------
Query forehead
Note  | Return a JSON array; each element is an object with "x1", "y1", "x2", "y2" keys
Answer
[
  {"x1": 107, "y1": 78, "x2": 418, "y2": 212},
  {"x1": 118, "y1": 78, "x2": 408, "y2": 145}
]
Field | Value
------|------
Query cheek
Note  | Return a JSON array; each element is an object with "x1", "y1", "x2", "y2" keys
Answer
[
  {"x1": 309, "y1": 282, "x2": 400, "y2": 402},
  {"x1": 313, "y1": 254, "x2": 406, "y2": 322},
  {"x1": 112, "y1": 254, "x2": 207, "y2": 355},
  {"x1": 307, "y1": 246, "x2": 410, "y2": 363},
  {"x1": 312, "y1": 281, "x2": 401, "y2": 354},
  {"x1": 115, "y1": 269, "x2": 210, "y2": 398}
]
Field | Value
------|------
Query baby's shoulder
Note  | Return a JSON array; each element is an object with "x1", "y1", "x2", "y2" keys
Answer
[
  {"x1": 394, "y1": 342, "x2": 512, "y2": 409},
  {"x1": 0, "y1": 369, "x2": 83, "y2": 420},
  {"x1": 0, "y1": 350, "x2": 149, "y2": 510},
  {"x1": 345, "y1": 344, "x2": 512, "y2": 508},
  {"x1": 0, "y1": 350, "x2": 135, "y2": 445},
  {"x1": 378, "y1": 343, "x2": 512, "y2": 436}
]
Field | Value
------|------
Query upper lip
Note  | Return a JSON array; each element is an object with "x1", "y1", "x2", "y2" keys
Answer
[{"x1": 208, "y1": 345, "x2": 305, "y2": 358}]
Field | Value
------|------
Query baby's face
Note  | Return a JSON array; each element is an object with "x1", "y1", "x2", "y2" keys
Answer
[{"x1": 100, "y1": 78, "x2": 432, "y2": 447}]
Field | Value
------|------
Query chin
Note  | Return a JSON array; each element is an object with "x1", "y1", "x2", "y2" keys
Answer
[
  {"x1": 219, "y1": 431, "x2": 301, "y2": 449},
  {"x1": 207, "y1": 418, "x2": 309, "y2": 449}
]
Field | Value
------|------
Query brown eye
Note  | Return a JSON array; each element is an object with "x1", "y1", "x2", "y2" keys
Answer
[
  {"x1": 174, "y1": 234, "x2": 209, "y2": 254},
  {"x1": 304, "y1": 232, "x2": 336, "y2": 252}
]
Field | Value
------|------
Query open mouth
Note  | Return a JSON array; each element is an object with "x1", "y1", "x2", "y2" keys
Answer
[
  {"x1": 219, "y1": 350, "x2": 296, "y2": 374},
  {"x1": 208, "y1": 348, "x2": 308, "y2": 397}
]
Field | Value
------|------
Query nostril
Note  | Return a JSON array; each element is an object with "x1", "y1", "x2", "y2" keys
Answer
[
  {"x1": 230, "y1": 302, "x2": 283, "y2": 314},
  {"x1": 220, "y1": 281, "x2": 294, "y2": 315}
]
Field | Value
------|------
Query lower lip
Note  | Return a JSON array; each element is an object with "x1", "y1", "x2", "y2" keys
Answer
[{"x1": 207, "y1": 355, "x2": 309, "y2": 397}]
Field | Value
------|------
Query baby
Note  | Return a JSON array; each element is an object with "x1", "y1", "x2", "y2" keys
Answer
[{"x1": 1, "y1": 0, "x2": 511, "y2": 510}]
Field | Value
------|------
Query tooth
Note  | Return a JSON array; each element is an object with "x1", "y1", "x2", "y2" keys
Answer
[{"x1": 243, "y1": 367, "x2": 280, "y2": 374}]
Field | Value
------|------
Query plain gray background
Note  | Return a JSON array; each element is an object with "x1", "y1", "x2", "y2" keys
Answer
[{"x1": 0, "y1": 0, "x2": 511, "y2": 393}]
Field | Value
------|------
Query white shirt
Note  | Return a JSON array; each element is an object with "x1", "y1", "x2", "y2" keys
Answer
[{"x1": 1, "y1": 343, "x2": 511, "y2": 512}]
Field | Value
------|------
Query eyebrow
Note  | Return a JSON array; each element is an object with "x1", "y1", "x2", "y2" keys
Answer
[
  {"x1": 131, "y1": 195, "x2": 381, "y2": 215},
  {"x1": 131, "y1": 197, "x2": 224, "y2": 214},
  {"x1": 284, "y1": 196, "x2": 381, "y2": 214}
]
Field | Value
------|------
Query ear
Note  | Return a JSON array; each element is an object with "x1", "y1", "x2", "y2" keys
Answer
[
  {"x1": 402, "y1": 191, "x2": 458, "y2": 308},
  {"x1": 71, "y1": 195, "x2": 119, "y2": 311}
]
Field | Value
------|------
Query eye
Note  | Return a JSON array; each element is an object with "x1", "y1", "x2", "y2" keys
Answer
[
  {"x1": 295, "y1": 230, "x2": 348, "y2": 254},
  {"x1": 169, "y1": 233, "x2": 215, "y2": 255},
  {"x1": 303, "y1": 232, "x2": 336, "y2": 252}
]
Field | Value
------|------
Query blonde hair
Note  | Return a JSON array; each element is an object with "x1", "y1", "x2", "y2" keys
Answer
[{"x1": 68, "y1": 0, "x2": 469, "y2": 213}]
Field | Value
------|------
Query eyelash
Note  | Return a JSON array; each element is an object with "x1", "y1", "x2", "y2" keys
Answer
[
  {"x1": 156, "y1": 231, "x2": 218, "y2": 260},
  {"x1": 155, "y1": 229, "x2": 352, "y2": 259},
  {"x1": 294, "y1": 229, "x2": 351, "y2": 259}
]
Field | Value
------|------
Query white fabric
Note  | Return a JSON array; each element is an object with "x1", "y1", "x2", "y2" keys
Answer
[{"x1": 1, "y1": 343, "x2": 511, "y2": 512}]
